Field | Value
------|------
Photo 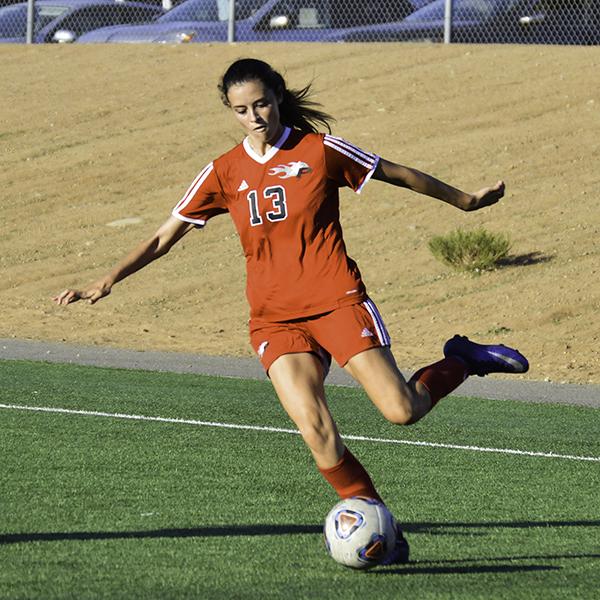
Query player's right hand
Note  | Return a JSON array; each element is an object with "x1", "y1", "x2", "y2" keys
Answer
[{"x1": 53, "y1": 283, "x2": 111, "y2": 306}]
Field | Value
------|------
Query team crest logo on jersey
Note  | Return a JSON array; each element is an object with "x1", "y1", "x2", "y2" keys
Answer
[{"x1": 268, "y1": 161, "x2": 312, "y2": 179}]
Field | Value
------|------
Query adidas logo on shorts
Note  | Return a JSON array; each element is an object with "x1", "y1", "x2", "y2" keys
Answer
[{"x1": 361, "y1": 328, "x2": 374, "y2": 338}]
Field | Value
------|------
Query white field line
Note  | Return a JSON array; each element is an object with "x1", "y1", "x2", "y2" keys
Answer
[{"x1": 1, "y1": 402, "x2": 599, "y2": 463}]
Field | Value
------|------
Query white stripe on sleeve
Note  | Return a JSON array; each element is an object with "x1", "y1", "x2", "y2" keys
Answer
[
  {"x1": 355, "y1": 155, "x2": 380, "y2": 194},
  {"x1": 171, "y1": 211, "x2": 206, "y2": 227},
  {"x1": 172, "y1": 163, "x2": 214, "y2": 226},
  {"x1": 324, "y1": 135, "x2": 378, "y2": 170}
]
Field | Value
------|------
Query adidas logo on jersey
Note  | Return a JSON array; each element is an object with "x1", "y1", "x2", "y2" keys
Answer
[
  {"x1": 268, "y1": 161, "x2": 312, "y2": 179},
  {"x1": 238, "y1": 180, "x2": 249, "y2": 191},
  {"x1": 361, "y1": 328, "x2": 374, "y2": 338}
]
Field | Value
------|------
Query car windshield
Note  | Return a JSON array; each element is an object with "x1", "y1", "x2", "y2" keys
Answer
[
  {"x1": 35, "y1": 4, "x2": 72, "y2": 31},
  {"x1": 159, "y1": 0, "x2": 263, "y2": 23},
  {"x1": 406, "y1": 0, "x2": 505, "y2": 22},
  {"x1": 0, "y1": 4, "x2": 26, "y2": 37}
]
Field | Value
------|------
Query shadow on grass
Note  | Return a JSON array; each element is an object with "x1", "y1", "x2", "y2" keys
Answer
[
  {"x1": 402, "y1": 519, "x2": 600, "y2": 535},
  {"x1": 374, "y1": 564, "x2": 561, "y2": 576},
  {"x1": 417, "y1": 552, "x2": 600, "y2": 564},
  {"x1": 0, "y1": 523, "x2": 322, "y2": 544},
  {"x1": 375, "y1": 551, "x2": 600, "y2": 575},
  {"x1": 2, "y1": 518, "x2": 599, "y2": 545},
  {"x1": 3, "y1": 520, "x2": 598, "y2": 577}
]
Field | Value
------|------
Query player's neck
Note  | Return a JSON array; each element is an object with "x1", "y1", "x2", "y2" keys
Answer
[{"x1": 246, "y1": 124, "x2": 285, "y2": 157}]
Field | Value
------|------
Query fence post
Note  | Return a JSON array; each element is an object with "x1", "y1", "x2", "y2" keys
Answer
[
  {"x1": 26, "y1": 0, "x2": 35, "y2": 44},
  {"x1": 227, "y1": 0, "x2": 235, "y2": 43},
  {"x1": 443, "y1": 0, "x2": 453, "y2": 43}
]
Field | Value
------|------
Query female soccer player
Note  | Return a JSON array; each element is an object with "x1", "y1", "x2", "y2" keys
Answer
[{"x1": 55, "y1": 58, "x2": 528, "y2": 565}]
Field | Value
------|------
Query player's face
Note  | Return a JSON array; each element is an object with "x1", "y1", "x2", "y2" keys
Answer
[{"x1": 227, "y1": 79, "x2": 284, "y2": 153}]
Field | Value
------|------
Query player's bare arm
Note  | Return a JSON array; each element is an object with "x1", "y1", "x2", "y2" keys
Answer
[
  {"x1": 373, "y1": 158, "x2": 505, "y2": 211},
  {"x1": 53, "y1": 216, "x2": 195, "y2": 306}
]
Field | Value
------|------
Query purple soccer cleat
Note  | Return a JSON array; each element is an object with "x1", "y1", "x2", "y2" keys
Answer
[
  {"x1": 443, "y1": 335, "x2": 529, "y2": 377},
  {"x1": 380, "y1": 524, "x2": 410, "y2": 566}
]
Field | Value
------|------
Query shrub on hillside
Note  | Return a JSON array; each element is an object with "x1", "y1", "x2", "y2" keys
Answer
[{"x1": 428, "y1": 228, "x2": 511, "y2": 273}]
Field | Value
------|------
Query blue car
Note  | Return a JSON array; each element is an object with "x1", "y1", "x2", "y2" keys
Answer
[
  {"x1": 0, "y1": 0, "x2": 163, "y2": 43},
  {"x1": 76, "y1": 0, "x2": 422, "y2": 43},
  {"x1": 338, "y1": 0, "x2": 600, "y2": 45}
]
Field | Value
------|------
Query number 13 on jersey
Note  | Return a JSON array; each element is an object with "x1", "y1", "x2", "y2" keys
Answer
[{"x1": 247, "y1": 186, "x2": 288, "y2": 226}]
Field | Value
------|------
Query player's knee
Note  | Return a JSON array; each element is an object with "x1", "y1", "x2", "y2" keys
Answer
[
  {"x1": 379, "y1": 393, "x2": 415, "y2": 426},
  {"x1": 383, "y1": 405, "x2": 413, "y2": 426}
]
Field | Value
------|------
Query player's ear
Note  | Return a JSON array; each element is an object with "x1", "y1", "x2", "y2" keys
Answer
[{"x1": 275, "y1": 86, "x2": 284, "y2": 105}]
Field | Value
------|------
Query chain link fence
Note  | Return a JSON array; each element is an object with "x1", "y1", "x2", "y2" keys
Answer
[{"x1": 1, "y1": 0, "x2": 598, "y2": 44}]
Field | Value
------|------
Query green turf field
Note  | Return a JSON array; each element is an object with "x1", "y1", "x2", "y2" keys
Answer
[{"x1": 1, "y1": 360, "x2": 599, "y2": 599}]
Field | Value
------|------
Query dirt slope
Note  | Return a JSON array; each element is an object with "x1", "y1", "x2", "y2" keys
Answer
[{"x1": 1, "y1": 43, "x2": 599, "y2": 384}]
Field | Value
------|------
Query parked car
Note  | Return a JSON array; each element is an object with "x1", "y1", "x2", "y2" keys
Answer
[
  {"x1": 0, "y1": 0, "x2": 163, "y2": 43},
  {"x1": 76, "y1": 0, "x2": 423, "y2": 43},
  {"x1": 338, "y1": 0, "x2": 600, "y2": 45}
]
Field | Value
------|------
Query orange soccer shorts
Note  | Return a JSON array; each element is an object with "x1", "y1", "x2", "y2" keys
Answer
[{"x1": 249, "y1": 298, "x2": 391, "y2": 375}]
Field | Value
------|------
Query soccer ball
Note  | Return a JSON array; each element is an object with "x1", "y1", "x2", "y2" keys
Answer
[{"x1": 323, "y1": 497, "x2": 397, "y2": 569}]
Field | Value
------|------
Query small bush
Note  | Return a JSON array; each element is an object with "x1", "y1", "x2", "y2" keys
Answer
[{"x1": 428, "y1": 228, "x2": 511, "y2": 273}]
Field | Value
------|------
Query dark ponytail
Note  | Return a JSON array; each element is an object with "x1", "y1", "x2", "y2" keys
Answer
[{"x1": 218, "y1": 58, "x2": 334, "y2": 134}]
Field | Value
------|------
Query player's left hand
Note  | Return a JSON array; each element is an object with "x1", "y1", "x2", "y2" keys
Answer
[{"x1": 467, "y1": 180, "x2": 505, "y2": 211}]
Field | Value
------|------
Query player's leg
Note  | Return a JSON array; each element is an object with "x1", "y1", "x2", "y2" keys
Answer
[
  {"x1": 268, "y1": 352, "x2": 342, "y2": 468},
  {"x1": 344, "y1": 346, "x2": 469, "y2": 424},
  {"x1": 295, "y1": 312, "x2": 416, "y2": 565},
  {"x1": 315, "y1": 299, "x2": 528, "y2": 425},
  {"x1": 268, "y1": 351, "x2": 383, "y2": 502},
  {"x1": 250, "y1": 319, "x2": 385, "y2": 501},
  {"x1": 308, "y1": 300, "x2": 469, "y2": 425},
  {"x1": 343, "y1": 347, "x2": 424, "y2": 424},
  {"x1": 345, "y1": 336, "x2": 529, "y2": 425},
  {"x1": 269, "y1": 352, "x2": 410, "y2": 565}
]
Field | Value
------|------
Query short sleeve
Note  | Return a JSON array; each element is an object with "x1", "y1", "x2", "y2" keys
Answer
[
  {"x1": 172, "y1": 162, "x2": 228, "y2": 227},
  {"x1": 323, "y1": 135, "x2": 380, "y2": 194}
]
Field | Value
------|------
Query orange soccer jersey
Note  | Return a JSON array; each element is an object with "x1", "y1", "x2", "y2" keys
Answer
[{"x1": 172, "y1": 127, "x2": 379, "y2": 321}]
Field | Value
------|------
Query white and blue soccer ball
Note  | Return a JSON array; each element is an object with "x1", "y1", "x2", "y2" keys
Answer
[{"x1": 323, "y1": 497, "x2": 397, "y2": 569}]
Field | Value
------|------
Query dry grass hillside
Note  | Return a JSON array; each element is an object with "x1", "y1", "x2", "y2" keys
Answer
[{"x1": 1, "y1": 43, "x2": 599, "y2": 384}]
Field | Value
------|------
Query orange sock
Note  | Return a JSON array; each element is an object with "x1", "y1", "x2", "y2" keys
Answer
[
  {"x1": 410, "y1": 356, "x2": 469, "y2": 407},
  {"x1": 318, "y1": 447, "x2": 383, "y2": 503}
]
